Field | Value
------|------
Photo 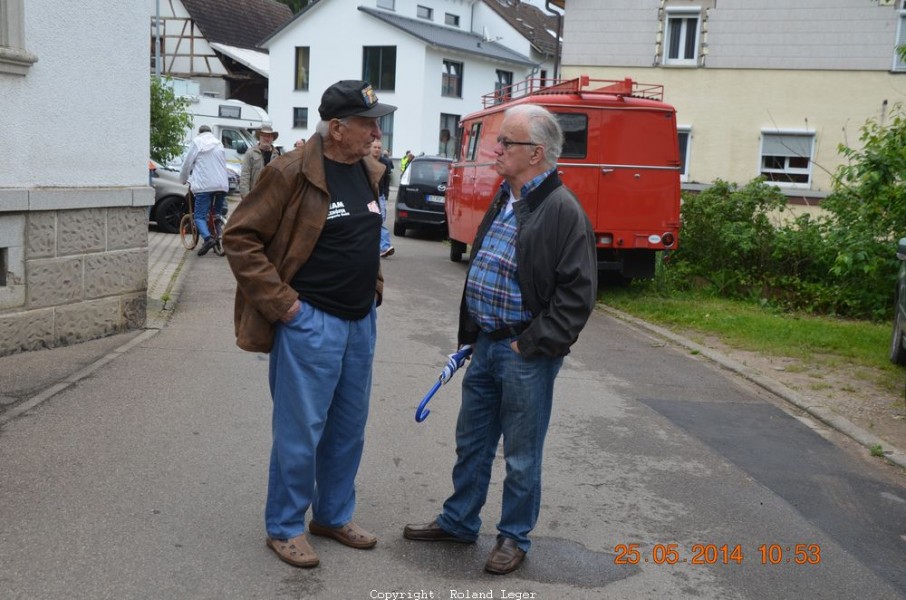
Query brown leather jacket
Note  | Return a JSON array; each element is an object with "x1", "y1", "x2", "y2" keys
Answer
[{"x1": 223, "y1": 134, "x2": 385, "y2": 353}]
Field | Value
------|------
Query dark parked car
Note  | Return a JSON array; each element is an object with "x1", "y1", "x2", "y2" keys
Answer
[
  {"x1": 890, "y1": 237, "x2": 906, "y2": 364},
  {"x1": 394, "y1": 155, "x2": 452, "y2": 237},
  {"x1": 149, "y1": 160, "x2": 188, "y2": 234}
]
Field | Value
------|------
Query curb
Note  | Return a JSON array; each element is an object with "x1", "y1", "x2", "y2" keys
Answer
[
  {"x1": 0, "y1": 329, "x2": 160, "y2": 427},
  {"x1": 600, "y1": 304, "x2": 906, "y2": 471},
  {"x1": 1, "y1": 234, "x2": 193, "y2": 426}
]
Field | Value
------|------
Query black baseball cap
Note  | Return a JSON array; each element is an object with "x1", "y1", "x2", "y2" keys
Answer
[{"x1": 319, "y1": 80, "x2": 397, "y2": 120}]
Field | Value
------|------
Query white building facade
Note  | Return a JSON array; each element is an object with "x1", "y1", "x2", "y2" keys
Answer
[
  {"x1": 559, "y1": 0, "x2": 906, "y2": 202},
  {"x1": 263, "y1": 0, "x2": 556, "y2": 158},
  {"x1": 0, "y1": 1, "x2": 151, "y2": 356}
]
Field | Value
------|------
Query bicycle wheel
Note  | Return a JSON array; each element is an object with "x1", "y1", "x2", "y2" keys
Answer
[{"x1": 179, "y1": 213, "x2": 198, "y2": 249}]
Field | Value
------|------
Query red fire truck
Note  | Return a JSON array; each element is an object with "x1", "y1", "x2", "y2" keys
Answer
[{"x1": 444, "y1": 75, "x2": 681, "y2": 280}]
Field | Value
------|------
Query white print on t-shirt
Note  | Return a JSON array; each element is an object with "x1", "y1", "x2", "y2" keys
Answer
[
  {"x1": 367, "y1": 201, "x2": 381, "y2": 214},
  {"x1": 326, "y1": 201, "x2": 350, "y2": 221}
]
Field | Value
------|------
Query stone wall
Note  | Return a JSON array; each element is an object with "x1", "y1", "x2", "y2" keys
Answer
[{"x1": 0, "y1": 202, "x2": 149, "y2": 357}]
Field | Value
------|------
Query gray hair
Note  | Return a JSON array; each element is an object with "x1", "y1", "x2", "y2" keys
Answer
[
  {"x1": 314, "y1": 118, "x2": 350, "y2": 137},
  {"x1": 504, "y1": 104, "x2": 563, "y2": 168}
]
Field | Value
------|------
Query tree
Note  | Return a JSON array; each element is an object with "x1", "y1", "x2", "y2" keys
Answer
[
  {"x1": 275, "y1": 0, "x2": 313, "y2": 14},
  {"x1": 150, "y1": 77, "x2": 192, "y2": 163}
]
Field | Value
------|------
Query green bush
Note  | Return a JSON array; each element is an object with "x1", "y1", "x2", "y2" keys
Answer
[{"x1": 649, "y1": 106, "x2": 906, "y2": 320}]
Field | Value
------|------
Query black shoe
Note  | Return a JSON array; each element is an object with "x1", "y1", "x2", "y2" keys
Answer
[{"x1": 198, "y1": 237, "x2": 216, "y2": 256}]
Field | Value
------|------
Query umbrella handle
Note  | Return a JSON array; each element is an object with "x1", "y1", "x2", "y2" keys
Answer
[{"x1": 415, "y1": 381, "x2": 442, "y2": 422}]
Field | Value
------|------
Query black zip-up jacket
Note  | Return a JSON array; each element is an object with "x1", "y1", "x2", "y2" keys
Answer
[{"x1": 458, "y1": 171, "x2": 597, "y2": 358}]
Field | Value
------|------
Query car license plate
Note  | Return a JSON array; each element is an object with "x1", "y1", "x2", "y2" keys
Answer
[{"x1": 426, "y1": 194, "x2": 445, "y2": 204}]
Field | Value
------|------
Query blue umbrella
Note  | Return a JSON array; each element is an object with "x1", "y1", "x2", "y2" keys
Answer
[{"x1": 415, "y1": 346, "x2": 473, "y2": 422}]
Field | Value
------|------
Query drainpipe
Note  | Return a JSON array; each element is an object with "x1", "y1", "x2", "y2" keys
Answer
[{"x1": 544, "y1": 0, "x2": 563, "y2": 80}]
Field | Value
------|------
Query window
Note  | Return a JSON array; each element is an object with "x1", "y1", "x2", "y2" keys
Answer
[
  {"x1": 150, "y1": 30, "x2": 165, "y2": 70},
  {"x1": 439, "y1": 113, "x2": 460, "y2": 157},
  {"x1": 677, "y1": 127, "x2": 691, "y2": 181},
  {"x1": 554, "y1": 113, "x2": 588, "y2": 159},
  {"x1": 895, "y1": 2, "x2": 906, "y2": 71},
  {"x1": 540, "y1": 69, "x2": 548, "y2": 87},
  {"x1": 417, "y1": 5, "x2": 433, "y2": 20},
  {"x1": 760, "y1": 132, "x2": 814, "y2": 186},
  {"x1": 378, "y1": 112, "x2": 394, "y2": 155},
  {"x1": 362, "y1": 46, "x2": 396, "y2": 90},
  {"x1": 295, "y1": 47, "x2": 310, "y2": 90},
  {"x1": 445, "y1": 13, "x2": 460, "y2": 27},
  {"x1": 466, "y1": 122, "x2": 482, "y2": 161},
  {"x1": 377, "y1": 0, "x2": 395, "y2": 10},
  {"x1": 442, "y1": 60, "x2": 463, "y2": 97},
  {"x1": 293, "y1": 107, "x2": 308, "y2": 129},
  {"x1": 663, "y1": 8, "x2": 700, "y2": 66},
  {"x1": 219, "y1": 105, "x2": 241, "y2": 119},
  {"x1": 0, "y1": 0, "x2": 38, "y2": 75},
  {"x1": 221, "y1": 129, "x2": 247, "y2": 151},
  {"x1": 494, "y1": 70, "x2": 513, "y2": 103}
]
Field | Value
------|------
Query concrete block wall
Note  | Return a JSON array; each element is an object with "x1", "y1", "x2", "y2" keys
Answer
[{"x1": 0, "y1": 195, "x2": 150, "y2": 357}]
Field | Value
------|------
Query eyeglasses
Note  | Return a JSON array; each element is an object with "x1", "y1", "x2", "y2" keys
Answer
[{"x1": 496, "y1": 136, "x2": 538, "y2": 150}]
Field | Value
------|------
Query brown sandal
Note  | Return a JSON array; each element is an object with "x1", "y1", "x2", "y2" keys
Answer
[
  {"x1": 266, "y1": 533, "x2": 320, "y2": 568},
  {"x1": 308, "y1": 521, "x2": 377, "y2": 549}
]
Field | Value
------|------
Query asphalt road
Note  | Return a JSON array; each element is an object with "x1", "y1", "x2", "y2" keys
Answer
[{"x1": 1, "y1": 222, "x2": 905, "y2": 599}]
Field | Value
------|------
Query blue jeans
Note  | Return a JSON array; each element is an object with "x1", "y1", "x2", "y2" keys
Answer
[
  {"x1": 265, "y1": 300, "x2": 377, "y2": 539},
  {"x1": 379, "y1": 194, "x2": 391, "y2": 252},
  {"x1": 436, "y1": 333, "x2": 563, "y2": 552},
  {"x1": 193, "y1": 191, "x2": 226, "y2": 240}
]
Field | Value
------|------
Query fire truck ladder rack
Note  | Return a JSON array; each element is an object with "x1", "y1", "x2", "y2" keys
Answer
[{"x1": 481, "y1": 75, "x2": 664, "y2": 108}]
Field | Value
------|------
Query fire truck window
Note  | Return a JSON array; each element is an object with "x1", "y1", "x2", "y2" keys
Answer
[
  {"x1": 554, "y1": 113, "x2": 588, "y2": 159},
  {"x1": 467, "y1": 122, "x2": 482, "y2": 161},
  {"x1": 454, "y1": 124, "x2": 464, "y2": 161}
]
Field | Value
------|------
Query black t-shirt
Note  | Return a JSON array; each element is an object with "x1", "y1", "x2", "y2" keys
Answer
[{"x1": 290, "y1": 158, "x2": 381, "y2": 320}]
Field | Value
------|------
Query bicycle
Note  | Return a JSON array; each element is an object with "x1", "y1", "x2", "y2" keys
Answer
[{"x1": 179, "y1": 189, "x2": 226, "y2": 256}]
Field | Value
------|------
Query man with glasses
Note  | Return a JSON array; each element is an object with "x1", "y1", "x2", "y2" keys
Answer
[
  {"x1": 224, "y1": 80, "x2": 396, "y2": 569},
  {"x1": 403, "y1": 104, "x2": 597, "y2": 574}
]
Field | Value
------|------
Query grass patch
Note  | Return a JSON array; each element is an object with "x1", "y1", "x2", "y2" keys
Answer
[{"x1": 600, "y1": 285, "x2": 903, "y2": 393}]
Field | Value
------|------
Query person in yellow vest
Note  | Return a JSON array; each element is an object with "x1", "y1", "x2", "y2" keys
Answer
[{"x1": 400, "y1": 150, "x2": 414, "y2": 173}]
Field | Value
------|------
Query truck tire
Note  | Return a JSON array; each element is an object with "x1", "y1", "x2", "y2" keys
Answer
[
  {"x1": 393, "y1": 221, "x2": 406, "y2": 237},
  {"x1": 449, "y1": 239, "x2": 466, "y2": 263}
]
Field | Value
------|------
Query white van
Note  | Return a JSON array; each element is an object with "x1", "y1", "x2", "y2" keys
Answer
[{"x1": 168, "y1": 95, "x2": 274, "y2": 188}]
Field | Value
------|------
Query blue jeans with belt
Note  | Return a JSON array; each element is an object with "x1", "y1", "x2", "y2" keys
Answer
[
  {"x1": 265, "y1": 300, "x2": 377, "y2": 539},
  {"x1": 436, "y1": 332, "x2": 563, "y2": 552}
]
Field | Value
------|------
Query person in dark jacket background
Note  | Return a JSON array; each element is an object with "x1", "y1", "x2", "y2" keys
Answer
[{"x1": 403, "y1": 104, "x2": 597, "y2": 575}]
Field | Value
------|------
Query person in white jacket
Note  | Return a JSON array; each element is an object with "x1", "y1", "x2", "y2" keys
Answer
[{"x1": 179, "y1": 125, "x2": 230, "y2": 256}]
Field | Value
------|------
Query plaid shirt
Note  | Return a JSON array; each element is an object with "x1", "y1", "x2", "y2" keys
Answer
[{"x1": 464, "y1": 169, "x2": 555, "y2": 333}]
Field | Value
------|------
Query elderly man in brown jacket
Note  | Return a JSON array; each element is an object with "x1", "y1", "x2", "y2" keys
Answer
[{"x1": 223, "y1": 80, "x2": 396, "y2": 569}]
